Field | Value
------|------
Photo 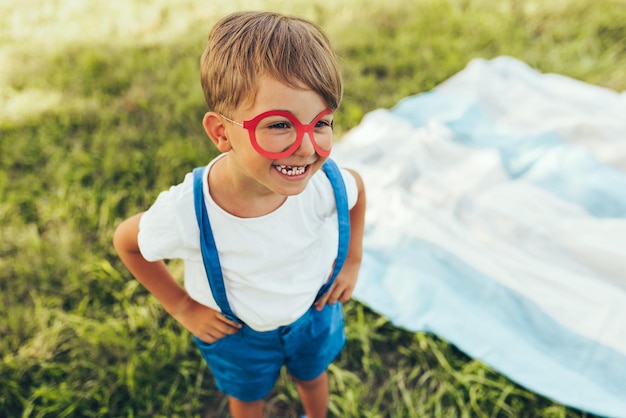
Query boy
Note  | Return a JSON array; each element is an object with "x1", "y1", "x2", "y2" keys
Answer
[{"x1": 113, "y1": 11, "x2": 365, "y2": 418}]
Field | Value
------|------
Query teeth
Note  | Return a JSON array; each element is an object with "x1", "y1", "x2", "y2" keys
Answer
[{"x1": 276, "y1": 165, "x2": 306, "y2": 176}]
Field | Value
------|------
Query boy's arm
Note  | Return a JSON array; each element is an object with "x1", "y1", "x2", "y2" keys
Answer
[
  {"x1": 315, "y1": 168, "x2": 366, "y2": 310},
  {"x1": 113, "y1": 213, "x2": 241, "y2": 342}
]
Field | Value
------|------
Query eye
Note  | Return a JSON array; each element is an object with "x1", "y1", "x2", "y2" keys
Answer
[
  {"x1": 267, "y1": 121, "x2": 292, "y2": 130},
  {"x1": 315, "y1": 119, "x2": 333, "y2": 130}
]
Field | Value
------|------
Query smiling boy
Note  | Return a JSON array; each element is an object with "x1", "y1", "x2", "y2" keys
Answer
[{"x1": 113, "y1": 11, "x2": 366, "y2": 418}]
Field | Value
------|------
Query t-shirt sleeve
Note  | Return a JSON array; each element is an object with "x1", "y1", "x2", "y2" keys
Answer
[
  {"x1": 340, "y1": 168, "x2": 359, "y2": 210},
  {"x1": 137, "y1": 174, "x2": 198, "y2": 261}
]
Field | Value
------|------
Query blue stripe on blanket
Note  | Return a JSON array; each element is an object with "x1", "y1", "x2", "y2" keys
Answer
[
  {"x1": 359, "y1": 227, "x2": 626, "y2": 415},
  {"x1": 392, "y1": 92, "x2": 626, "y2": 218}
]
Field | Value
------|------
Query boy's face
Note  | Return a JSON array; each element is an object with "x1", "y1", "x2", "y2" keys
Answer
[{"x1": 222, "y1": 75, "x2": 333, "y2": 197}]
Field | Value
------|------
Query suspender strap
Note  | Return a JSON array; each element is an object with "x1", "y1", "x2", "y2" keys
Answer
[
  {"x1": 192, "y1": 158, "x2": 351, "y2": 321},
  {"x1": 315, "y1": 159, "x2": 351, "y2": 302},
  {"x1": 192, "y1": 167, "x2": 239, "y2": 323}
]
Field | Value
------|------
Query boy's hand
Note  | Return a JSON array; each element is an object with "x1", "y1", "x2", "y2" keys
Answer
[
  {"x1": 173, "y1": 295, "x2": 242, "y2": 343},
  {"x1": 315, "y1": 259, "x2": 360, "y2": 310}
]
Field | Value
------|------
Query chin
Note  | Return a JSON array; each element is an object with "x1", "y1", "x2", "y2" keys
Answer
[{"x1": 275, "y1": 181, "x2": 310, "y2": 197}]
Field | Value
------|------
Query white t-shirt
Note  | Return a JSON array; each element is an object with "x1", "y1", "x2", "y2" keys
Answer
[{"x1": 138, "y1": 156, "x2": 358, "y2": 331}]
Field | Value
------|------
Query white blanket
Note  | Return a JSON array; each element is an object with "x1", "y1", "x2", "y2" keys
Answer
[{"x1": 333, "y1": 56, "x2": 626, "y2": 417}]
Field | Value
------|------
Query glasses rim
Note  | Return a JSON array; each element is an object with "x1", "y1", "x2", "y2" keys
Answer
[{"x1": 219, "y1": 108, "x2": 333, "y2": 159}]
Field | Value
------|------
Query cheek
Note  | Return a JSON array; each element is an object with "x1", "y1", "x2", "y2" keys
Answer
[
  {"x1": 311, "y1": 156, "x2": 329, "y2": 172},
  {"x1": 227, "y1": 132, "x2": 256, "y2": 158}
]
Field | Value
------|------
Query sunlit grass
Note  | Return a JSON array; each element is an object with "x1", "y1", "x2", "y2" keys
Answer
[{"x1": 2, "y1": 0, "x2": 624, "y2": 416}]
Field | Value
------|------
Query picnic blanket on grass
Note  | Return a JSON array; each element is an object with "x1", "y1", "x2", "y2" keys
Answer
[{"x1": 333, "y1": 56, "x2": 626, "y2": 417}]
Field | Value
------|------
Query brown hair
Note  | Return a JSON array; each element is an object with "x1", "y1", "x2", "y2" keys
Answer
[{"x1": 200, "y1": 11, "x2": 343, "y2": 114}]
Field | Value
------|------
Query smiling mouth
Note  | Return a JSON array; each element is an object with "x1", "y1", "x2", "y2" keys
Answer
[{"x1": 274, "y1": 164, "x2": 308, "y2": 176}]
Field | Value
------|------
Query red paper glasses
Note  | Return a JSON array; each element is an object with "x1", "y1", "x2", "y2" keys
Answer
[{"x1": 220, "y1": 109, "x2": 333, "y2": 159}]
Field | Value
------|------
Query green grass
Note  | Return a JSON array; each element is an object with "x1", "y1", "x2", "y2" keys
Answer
[{"x1": 1, "y1": 0, "x2": 624, "y2": 416}]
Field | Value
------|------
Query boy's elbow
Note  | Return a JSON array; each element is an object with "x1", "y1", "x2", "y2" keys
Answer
[
  {"x1": 112, "y1": 224, "x2": 126, "y2": 253},
  {"x1": 112, "y1": 223, "x2": 128, "y2": 254},
  {"x1": 353, "y1": 173, "x2": 366, "y2": 208},
  {"x1": 113, "y1": 214, "x2": 142, "y2": 254},
  {"x1": 345, "y1": 168, "x2": 366, "y2": 201}
]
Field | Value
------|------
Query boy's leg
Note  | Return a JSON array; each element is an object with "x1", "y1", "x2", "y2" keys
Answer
[
  {"x1": 228, "y1": 397, "x2": 264, "y2": 418},
  {"x1": 294, "y1": 371, "x2": 329, "y2": 418},
  {"x1": 285, "y1": 304, "x2": 345, "y2": 418}
]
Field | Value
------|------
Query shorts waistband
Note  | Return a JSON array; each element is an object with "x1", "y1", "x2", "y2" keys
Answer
[{"x1": 238, "y1": 305, "x2": 316, "y2": 339}]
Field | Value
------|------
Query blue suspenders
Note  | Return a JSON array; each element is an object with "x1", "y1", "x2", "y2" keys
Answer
[{"x1": 192, "y1": 158, "x2": 350, "y2": 324}]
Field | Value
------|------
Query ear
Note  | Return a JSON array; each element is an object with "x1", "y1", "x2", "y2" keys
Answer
[{"x1": 202, "y1": 112, "x2": 232, "y2": 153}]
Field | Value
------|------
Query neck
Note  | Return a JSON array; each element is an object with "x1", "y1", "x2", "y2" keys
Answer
[{"x1": 207, "y1": 156, "x2": 286, "y2": 218}]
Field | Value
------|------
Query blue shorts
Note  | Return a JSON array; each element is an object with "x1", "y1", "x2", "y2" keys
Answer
[{"x1": 194, "y1": 302, "x2": 345, "y2": 402}]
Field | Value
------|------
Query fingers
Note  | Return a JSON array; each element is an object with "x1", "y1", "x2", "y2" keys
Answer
[
  {"x1": 195, "y1": 310, "x2": 242, "y2": 343},
  {"x1": 315, "y1": 282, "x2": 354, "y2": 310},
  {"x1": 210, "y1": 311, "x2": 241, "y2": 335},
  {"x1": 332, "y1": 285, "x2": 353, "y2": 305},
  {"x1": 200, "y1": 325, "x2": 236, "y2": 343},
  {"x1": 315, "y1": 292, "x2": 330, "y2": 311},
  {"x1": 215, "y1": 311, "x2": 243, "y2": 330}
]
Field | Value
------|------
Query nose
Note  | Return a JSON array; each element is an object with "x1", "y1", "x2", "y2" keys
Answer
[{"x1": 293, "y1": 130, "x2": 316, "y2": 156}]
